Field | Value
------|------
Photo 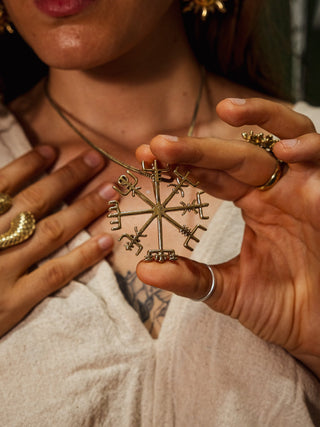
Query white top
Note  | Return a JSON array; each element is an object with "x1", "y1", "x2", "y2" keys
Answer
[{"x1": 0, "y1": 103, "x2": 319, "y2": 426}]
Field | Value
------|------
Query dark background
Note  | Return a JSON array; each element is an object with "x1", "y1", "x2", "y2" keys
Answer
[{"x1": 305, "y1": 0, "x2": 320, "y2": 104}]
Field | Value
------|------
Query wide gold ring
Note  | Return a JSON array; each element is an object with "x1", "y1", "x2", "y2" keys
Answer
[{"x1": 0, "y1": 193, "x2": 36, "y2": 249}]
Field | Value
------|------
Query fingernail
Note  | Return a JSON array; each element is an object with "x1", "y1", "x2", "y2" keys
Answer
[
  {"x1": 228, "y1": 98, "x2": 246, "y2": 105},
  {"x1": 35, "y1": 145, "x2": 55, "y2": 159},
  {"x1": 98, "y1": 235, "x2": 113, "y2": 250},
  {"x1": 160, "y1": 134, "x2": 179, "y2": 142},
  {"x1": 83, "y1": 150, "x2": 103, "y2": 168},
  {"x1": 99, "y1": 183, "x2": 118, "y2": 200},
  {"x1": 281, "y1": 139, "x2": 299, "y2": 148}
]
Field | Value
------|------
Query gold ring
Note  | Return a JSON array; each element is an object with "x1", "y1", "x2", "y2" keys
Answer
[
  {"x1": 242, "y1": 131, "x2": 279, "y2": 154},
  {"x1": 242, "y1": 131, "x2": 285, "y2": 191},
  {"x1": 0, "y1": 193, "x2": 36, "y2": 249},
  {"x1": 0, "y1": 211, "x2": 36, "y2": 249},
  {"x1": 0, "y1": 192, "x2": 12, "y2": 214},
  {"x1": 257, "y1": 161, "x2": 283, "y2": 191}
]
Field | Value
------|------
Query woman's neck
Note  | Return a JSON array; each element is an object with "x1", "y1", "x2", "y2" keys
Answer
[
  {"x1": 45, "y1": 10, "x2": 210, "y2": 146},
  {"x1": 10, "y1": 7, "x2": 217, "y2": 159}
]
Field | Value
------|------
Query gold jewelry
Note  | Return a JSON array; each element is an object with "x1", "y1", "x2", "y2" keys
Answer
[
  {"x1": 0, "y1": 2, "x2": 14, "y2": 34},
  {"x1": 44, "y1": 69, "x2": 210, "y2": 262},
  {"x1": 0, "y1": 192, "x2": 12, "y2": 214},
  {"x1": 257, "y1": 161, "x2": 283, "y2": 191},
  {"x1": 0, "y1": 193, "x2": 36, "y2": 249},
  {"x1": 242, "y1": 131, "x2": 284, "y2": 191},
  {"x1": 182, "y1": 0, "x2": 227, "y2": 20},
  {"x1": 242, "y1": 131, "x2": 278, "y2": 155}
]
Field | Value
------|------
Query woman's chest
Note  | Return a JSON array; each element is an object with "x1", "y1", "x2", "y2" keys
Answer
[{"x1": 87, "y1": 169, "x2": 219, "y2": 337}]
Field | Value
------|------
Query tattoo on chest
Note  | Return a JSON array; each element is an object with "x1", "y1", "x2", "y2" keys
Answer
[{"x1": 115, "y1": 270, "x2": 171, "y2": 334}]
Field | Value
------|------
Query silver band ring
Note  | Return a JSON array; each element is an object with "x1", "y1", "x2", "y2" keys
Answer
[{"x1": 194, "y1": 265, "x2": 215, "y2": 302}]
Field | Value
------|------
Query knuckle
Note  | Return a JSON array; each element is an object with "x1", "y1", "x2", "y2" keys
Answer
[
  {"x1": 44, "y1": 262, "x2": 67, "y2": 289},
  {"x1": 81, "y1": 193, "x2": 103, "y2": 216},
  {"x1": 77, "y1": 245, "x2": 96, "y2": 267},
  {"x1": 300, "y1": 115, "x2": 316, "y2": 133},
  {"x1": 19, "y1": 187, "x2": 48, "y2": 212},
  {"x1": 59, "y1": 161, "x2": 86, "y2": 185},
  {"x1": 38, "y1": 217, "x2": 64, "y2": 242},
  {"x1": 258, "y1": 108, "x2": 276, "y2": 128}
]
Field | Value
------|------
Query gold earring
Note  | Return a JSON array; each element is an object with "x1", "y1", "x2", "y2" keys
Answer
[
  {"x1": 182, "y1": 0, "x2": 227, "y2": 20},
  {"x1": 0, "y1": 2, "x2": 14, "y2": 34}
]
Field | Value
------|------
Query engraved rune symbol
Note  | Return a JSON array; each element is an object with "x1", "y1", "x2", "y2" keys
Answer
[{"x1": 108, "y1": 160, "x2": 209, "y2": 262}]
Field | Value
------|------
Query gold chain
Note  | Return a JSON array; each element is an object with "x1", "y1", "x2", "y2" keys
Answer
[{"x1": 44, "y1": 67, "x2": 205, "y2": 178}]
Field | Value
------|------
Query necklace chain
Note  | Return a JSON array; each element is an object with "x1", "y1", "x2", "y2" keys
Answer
[
  {"x1": 44, "y1": 67, "x2": 205, "y2": 178},
  {"x1": 44, "y1": 69, "x2": 208, "y2": 262}
]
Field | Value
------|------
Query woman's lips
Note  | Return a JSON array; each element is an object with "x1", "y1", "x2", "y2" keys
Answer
[{"x1": 34, "y1": 0, "x2": 95, "y2": 18}]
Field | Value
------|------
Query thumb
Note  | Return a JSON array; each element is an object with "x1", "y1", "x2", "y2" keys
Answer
[{"x1": 136, "y1": 256, "x2": 239, "y2": 315}]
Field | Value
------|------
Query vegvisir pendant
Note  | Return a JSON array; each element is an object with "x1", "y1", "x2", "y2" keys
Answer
[
  {"x1": 108, "y1": 160, "x2": 209, "y2": 262},
  {"x1": 43, "y1": 70, "x2": 209, "y2": 262}
]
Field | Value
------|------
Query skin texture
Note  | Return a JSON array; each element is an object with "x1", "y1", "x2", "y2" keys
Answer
[
  {"x1": 0, "y1": 148, "x2": 118, "y2": 336},
  {"x1": 3, "y1": 0, "x2": 174, "y2": 69},
  {"x1": 0, "y1": 0, "x2": 319, "y2": 377},
  {"x1": 137, "y1": 98, "x2": 320, "y2": 377},
  {"x1": 2, "y1": 0, "x2": 201, "y2": 339}
]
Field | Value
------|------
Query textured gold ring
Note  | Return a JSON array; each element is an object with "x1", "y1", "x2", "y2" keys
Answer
[
  {"x1": 0, "y1": 192, "x2": 12, "y2": 214},
  {"x1": 242, "y1": 131, "x2": 285, "y2": 191},
  {"x1": 0, "y1": 193, "x2": 36, "y2": 249}
]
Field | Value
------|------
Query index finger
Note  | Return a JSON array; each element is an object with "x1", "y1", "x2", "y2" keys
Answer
[{"x1": 148, "y1": 134, "x2": 277, "y2": 187}]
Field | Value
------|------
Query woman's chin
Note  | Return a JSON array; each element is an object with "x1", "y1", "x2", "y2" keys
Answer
[
  {"x1": 36, "y1": 49, "x2": 103, "y2": 71},
  {"x1": 29, "y1": 30, "x2": 113, "y2": 70}
]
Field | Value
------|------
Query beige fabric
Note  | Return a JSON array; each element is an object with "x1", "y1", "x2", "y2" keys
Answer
[{"x1": 0, "y1": 103, "x2": 319, "y2": 426}]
